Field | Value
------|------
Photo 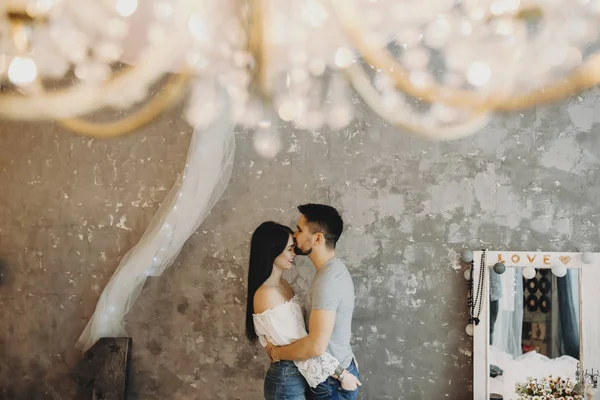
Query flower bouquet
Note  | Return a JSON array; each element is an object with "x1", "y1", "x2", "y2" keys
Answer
[{"x1": 515, "y1": 376, "x2": 584, "y2": 400}]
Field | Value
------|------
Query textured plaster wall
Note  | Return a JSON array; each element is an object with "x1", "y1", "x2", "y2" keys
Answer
[{"x1": 0, "y1": 87, "x2": 599, "y2": 400}]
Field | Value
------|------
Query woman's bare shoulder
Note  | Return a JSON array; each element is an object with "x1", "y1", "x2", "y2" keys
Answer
[{"x1": 253, "y1": 285, "x2": 286, "y2": 314}]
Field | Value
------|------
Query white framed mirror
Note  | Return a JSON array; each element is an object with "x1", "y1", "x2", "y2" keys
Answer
[{"x1": 471, "y1": 251, "x2": 600, "y2": 400}]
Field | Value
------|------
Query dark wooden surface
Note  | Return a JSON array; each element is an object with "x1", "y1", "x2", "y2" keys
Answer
[{"x1": 74, "y1": 338, "x2": 132, "y2": 400}]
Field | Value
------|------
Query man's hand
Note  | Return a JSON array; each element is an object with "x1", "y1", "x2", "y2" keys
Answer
[
  {"x1": 340, "y1": 370, "x2": 362, "y2": 391},
  {"x1": 269, "y1": 309, "x2": 336, "y2": 362},
  {"x1": 264, "y1": 341, "x2": 278, "y2": 362}
]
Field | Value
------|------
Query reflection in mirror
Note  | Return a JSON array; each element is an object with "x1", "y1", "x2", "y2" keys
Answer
[{"x1": 488, "y1": 267, "x2": 580, "y2": 400}]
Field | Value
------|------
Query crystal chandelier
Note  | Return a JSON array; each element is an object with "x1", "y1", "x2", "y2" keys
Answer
[{"x1": 1, "y1": 0, "x2": 600, "y2": 144}]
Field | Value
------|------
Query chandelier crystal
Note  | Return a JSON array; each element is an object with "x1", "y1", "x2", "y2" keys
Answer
[{"x1": 1, "y1": 0, "x2": 600, "y2": 141}]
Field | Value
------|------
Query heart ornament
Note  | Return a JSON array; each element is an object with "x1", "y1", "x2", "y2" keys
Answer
[{"x1": 559, "y1": 256, "x2": 571, "y2": 265}]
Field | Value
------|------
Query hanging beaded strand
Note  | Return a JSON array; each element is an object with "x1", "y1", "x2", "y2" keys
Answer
[
  {"x1": 467, "y1": 249, "x2": 487, "y2": 326},
  {"x1": 466, "y1": 259, "x2": 475, "y2": 323}
]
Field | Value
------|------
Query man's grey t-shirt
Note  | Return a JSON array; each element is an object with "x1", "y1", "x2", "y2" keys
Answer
[{"x1": 305, "y1": 257, "x2": 355, "y2": 368}]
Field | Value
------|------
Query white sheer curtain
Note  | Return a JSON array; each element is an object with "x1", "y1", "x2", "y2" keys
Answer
[
  {"x1": 76, "y1": 89, "x2": 236, "y2": 353},
  {"x1": 492, "y1": 267, "x2": 524, "y2": 359},
  {"x1": 556, "y1": 268, "x2": 581, "y2": 358},
  {"x1": 570, "y1": 269, "x2": 580, "y2": 331}
]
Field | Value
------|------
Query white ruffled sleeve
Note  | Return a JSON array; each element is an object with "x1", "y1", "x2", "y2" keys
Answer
[
  {"x1": 253, "y1": 312, "x2": 287, "y2": 347},
  {"x1": 295, "y1": 352, "x2": 339, "y2": 388}
]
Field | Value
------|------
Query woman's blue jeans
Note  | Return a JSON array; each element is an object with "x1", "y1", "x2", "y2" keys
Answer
[{"x1": 264, "y1": 360, "x2": 308, "y2": 400}]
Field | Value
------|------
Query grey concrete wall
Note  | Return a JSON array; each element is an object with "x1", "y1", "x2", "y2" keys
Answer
[{"x1": 0, "y1": 87, "x2": 599, "y2": 399}]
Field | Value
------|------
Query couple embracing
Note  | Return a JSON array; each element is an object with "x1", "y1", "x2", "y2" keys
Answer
[{"x1": 245, "y1": 204, "x2": 362, "y2": 399}]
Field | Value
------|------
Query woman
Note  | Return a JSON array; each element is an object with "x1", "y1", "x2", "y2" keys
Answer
[{"x1": 245, "y1": 221, "x2": 360, "y2": 399}]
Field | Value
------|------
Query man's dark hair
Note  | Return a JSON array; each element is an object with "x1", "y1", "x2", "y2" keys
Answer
[{"x1": 297, "y1": 203, "x2": 343, "y2": 249}]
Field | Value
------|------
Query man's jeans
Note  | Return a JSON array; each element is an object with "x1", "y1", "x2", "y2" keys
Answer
[{"x1": 308, "y1": 359, "x2": 360, "y2": 400}]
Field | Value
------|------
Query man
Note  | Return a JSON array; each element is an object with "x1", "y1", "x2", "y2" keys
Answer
[{"x1": 266, "y1": 203, "x2": 361, "y2": 399}]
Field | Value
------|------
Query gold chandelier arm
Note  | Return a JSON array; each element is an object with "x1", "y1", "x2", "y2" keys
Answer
[
  {"x1": 497, "y1": 53, "x2": 600, "y2": 110},
  {"x1": 0, "y1": 0, "x2": 196, "y2": 121},
  {"x1": 331, "y1": 0, "x2": 600, "y2": 112},
  {"x1": 58, "y1": 72, "x2": 190, "y2": 138},
  {"x1": 249, "y1": 0, "x2": 269, "y2": 96},
  {"x1": 346, "y1": 64, "x2": 492, "y2": 140},
  {"x1": 0, "y1": 59, "x2": 183, "y2": 121}
]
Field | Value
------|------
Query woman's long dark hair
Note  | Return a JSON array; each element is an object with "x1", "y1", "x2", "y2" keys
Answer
[{"x1": 245, "y1": 221, "x2": 293, "y2": 344}]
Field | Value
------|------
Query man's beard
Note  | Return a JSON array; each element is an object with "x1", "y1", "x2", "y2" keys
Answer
[{"x1": 294, "y1": 245, "x2": 312, "y2": 256}]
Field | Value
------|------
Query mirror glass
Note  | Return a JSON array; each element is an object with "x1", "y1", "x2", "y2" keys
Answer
[{"x1": 488, "y1": 267, "x2": 581, "y2": 400}]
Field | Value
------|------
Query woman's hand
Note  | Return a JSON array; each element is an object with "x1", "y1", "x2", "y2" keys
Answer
[{"x1": 340, "y1": 370, "x2": 362, "y2": 391}]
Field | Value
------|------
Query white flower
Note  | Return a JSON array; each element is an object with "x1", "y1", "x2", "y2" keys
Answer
[{"x1": 538, "y1": 385, "x2": 545, "y2": 393}]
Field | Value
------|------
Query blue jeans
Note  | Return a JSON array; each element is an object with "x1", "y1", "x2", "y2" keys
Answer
[
  {"x1": 264, "y1": 361, "x2": 308, "y2": 400},
  {"x1": 308, "y1": 359, "x2": 360, "y2": 400}
]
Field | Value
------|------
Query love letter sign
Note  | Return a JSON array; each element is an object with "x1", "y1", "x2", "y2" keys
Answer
[{"x1": 488, "y1": 251, "x2": 578, "y2": 267}]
